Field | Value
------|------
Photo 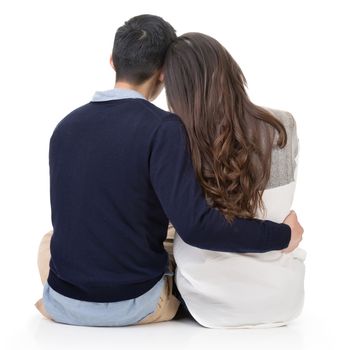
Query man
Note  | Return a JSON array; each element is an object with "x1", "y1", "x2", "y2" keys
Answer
[{"x1": 35, "y1": 14, "x2": 303, "y2": 326}]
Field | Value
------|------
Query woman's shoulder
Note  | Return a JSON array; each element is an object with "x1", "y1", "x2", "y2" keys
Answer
[
  {"x1": 263, "y1": 107, "x2": 296, "y2": 131},
  {"x1": 262, "y1": 107, "x2": 299, "y2": 190}
]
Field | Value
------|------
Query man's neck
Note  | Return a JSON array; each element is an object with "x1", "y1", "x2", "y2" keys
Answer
[{"x1": 115, "y1": 81, "x2": 150, "y2": 100}]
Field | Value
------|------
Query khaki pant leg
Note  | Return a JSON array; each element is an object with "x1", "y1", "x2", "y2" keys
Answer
[
  {"x1": 37, "y1": 231, "x2": 53, "y2": 285},
  {"x1": 137, "y1": 275, "x2": 180, "y2": 325},
  {"x1": 35, "y1": 231, "x2": 53, "y2": 320}
]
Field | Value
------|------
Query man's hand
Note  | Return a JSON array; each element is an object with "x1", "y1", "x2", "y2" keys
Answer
[{"x1": 282, "y1": 210, "x2": 304, "y2": 253}]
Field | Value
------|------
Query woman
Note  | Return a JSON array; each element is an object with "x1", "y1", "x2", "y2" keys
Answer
[{"x1": 164, "y1": 33, "x2": 306, "y2": 328}]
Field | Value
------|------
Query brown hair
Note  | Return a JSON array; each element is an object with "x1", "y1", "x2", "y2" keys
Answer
[{"x1": 163, "y1": 33, "x2": 287, "y2": 222}]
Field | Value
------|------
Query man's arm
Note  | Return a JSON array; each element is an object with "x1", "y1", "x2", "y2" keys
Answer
[{"x1": 149, "y1": 116, "x2": 291, "y2": 253}]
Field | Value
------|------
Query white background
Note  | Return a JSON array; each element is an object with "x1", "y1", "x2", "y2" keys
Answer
[{"x1": 0, "y1": 0, "x2": 349, "y2": 349}]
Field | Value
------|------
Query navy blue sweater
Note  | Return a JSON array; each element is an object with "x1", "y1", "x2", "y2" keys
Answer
[{"x1": 48, "y1": 97, "x2": 291, "y2": 302}]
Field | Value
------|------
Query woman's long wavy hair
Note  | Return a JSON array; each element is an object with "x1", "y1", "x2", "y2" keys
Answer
[{"x1": 163, "y1": 33, "x2": 288, "y2": 222}]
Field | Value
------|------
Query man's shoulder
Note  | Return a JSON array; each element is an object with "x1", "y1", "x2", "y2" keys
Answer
[
  {"x1": 51, "y1": 103, "x2": 93, "y2": 133},
  {"x1": 130, "y1": 100, "x2": 185, "y2": 132},
  {"x1": 133, "y1": 99, "x2": 176, "y2": 121}
]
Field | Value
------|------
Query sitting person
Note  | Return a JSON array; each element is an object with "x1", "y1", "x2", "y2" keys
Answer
[{"x1": 163, "y1": 32, "x2": 306, "y2": 328}]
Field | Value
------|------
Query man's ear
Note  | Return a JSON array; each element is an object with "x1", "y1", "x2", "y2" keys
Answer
[{"x1": 110, "y1": 55, "x2": 116, "y2": 71}]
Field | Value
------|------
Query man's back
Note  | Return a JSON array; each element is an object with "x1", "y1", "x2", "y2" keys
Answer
[{"x1": 49, "y1": 96, "x2": 172, "y2": 302}]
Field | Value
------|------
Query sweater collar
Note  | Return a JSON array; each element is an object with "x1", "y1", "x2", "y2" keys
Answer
[{"x1": 91, "y1": 88, "x2": 146, "y2": 102}]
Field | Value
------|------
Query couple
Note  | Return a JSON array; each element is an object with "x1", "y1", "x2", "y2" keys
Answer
[{"x1": 35, "y1": 14, "x2": 305, "y2": 328}]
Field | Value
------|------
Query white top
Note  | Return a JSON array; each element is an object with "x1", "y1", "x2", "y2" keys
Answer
[{"x1": 174, "y1": 109, "x2": 306, "y2": 328}]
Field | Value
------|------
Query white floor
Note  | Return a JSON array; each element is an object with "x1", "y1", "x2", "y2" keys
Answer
[{"x1": 3, "y1": 300, "x2": 347, "y2": 350}]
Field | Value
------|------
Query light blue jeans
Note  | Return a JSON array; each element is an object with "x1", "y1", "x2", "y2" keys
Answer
[{"x1": 42, "y1": 277, "x2": 165, "y2": 327}]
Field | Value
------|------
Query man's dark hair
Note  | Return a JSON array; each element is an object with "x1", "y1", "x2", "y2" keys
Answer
[{"x1": 112, "y1": 14, "x2": 176, "y2": 84}]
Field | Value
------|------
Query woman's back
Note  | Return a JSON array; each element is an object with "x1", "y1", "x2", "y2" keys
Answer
[{"x1": 174, "y1": 108, "x2": 306, "y2": 328}]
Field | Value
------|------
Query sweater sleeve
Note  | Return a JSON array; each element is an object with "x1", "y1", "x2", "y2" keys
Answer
[{"x1": 149, "y1": 116, "x2": 291, "y2": 253}]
